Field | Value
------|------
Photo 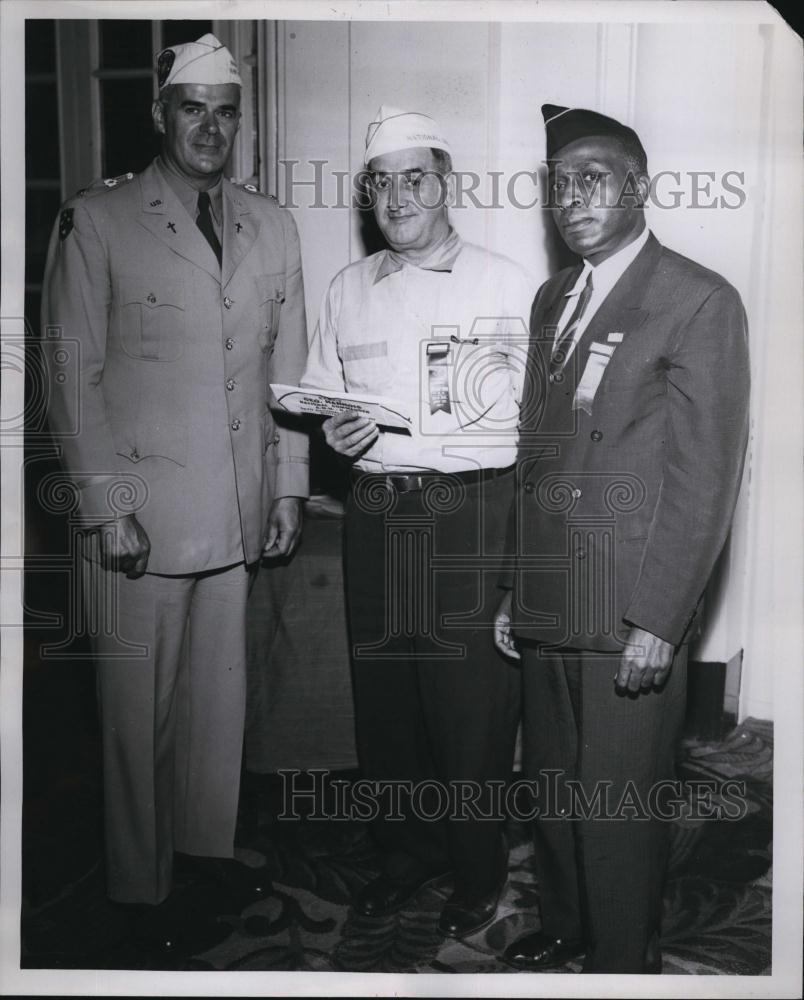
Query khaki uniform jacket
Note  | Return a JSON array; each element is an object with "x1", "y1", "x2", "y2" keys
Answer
[
  {"x1": 506, "y1": 234, "x2": 750, "y2": 650},
  {"x1": 42, "y1": 160, "x2": 309, "y2": 574}
]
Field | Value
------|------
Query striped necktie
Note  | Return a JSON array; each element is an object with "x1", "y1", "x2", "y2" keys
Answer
[{"x1": 550, "y1": 269, "x2": 594, "y2": 378}]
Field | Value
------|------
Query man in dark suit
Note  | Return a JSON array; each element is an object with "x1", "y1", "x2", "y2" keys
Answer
[
  {"x1": 494, "y1": 105, "x2": 750, "y2": 973},
  {"x1": 42, "y1": 35, "x2": 309, "y2": 952}
]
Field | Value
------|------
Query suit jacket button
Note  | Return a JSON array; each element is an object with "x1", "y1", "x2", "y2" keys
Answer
[
  {"x1": 523, "y1": 481, "x2": 534, "y2": 493},
  {"x1": 273, "y1": 434, "x2": 281, "y2": 445},
  {"x1": 130, "y1": 448, "x2": 139, "y2": 460},
  {"x1": 226, "y1": 378, "x2": 236, "y2": 391},
  {"x1": 225, "y1": 338, "x2": 235, "y2": 350},
  {"x1": 591, "y1": 429, "x2": 603, "y2": 442},
  {"x1": 231, "y1": 418, "x2": 241, "y2": 431},
  {"x1": 224, "y1": 296, "x2": 232, "y2": 309},
  {"x1": 146, "y1": 293, "x2": 156, "y2": 304}
]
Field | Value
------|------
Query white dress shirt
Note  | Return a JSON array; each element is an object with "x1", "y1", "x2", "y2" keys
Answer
[
  {"x1": 554, "y1": 225, "x2": 650, "y2": 361},
  {"x1": 302, "y1": 237, "x2": 535, "y2": 473}
]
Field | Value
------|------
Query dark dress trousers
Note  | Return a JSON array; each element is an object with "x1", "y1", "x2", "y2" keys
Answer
[{"x1": 507, "y1": 233, "x2": 750, "y2": 971}]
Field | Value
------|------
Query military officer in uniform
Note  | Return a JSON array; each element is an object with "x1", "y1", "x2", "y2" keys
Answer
[{"x1": 42, "y1": 34, "x2": 309, "y2": 951}]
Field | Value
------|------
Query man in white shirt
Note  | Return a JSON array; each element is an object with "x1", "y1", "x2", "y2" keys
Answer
[
  {"x1": 302, "y1": 105, "x2": 534, "y2": 938},
  {"x1": 494, "y1": 104, "x2": 750, "y2": 973}
]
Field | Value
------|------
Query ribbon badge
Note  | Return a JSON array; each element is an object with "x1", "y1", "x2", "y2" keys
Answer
[
  {"x1": 572, "y1": 333, "x2": 625, "y2": 415},
  {"x1": 427, "y1": 341, "x2": 452, "y2": 414}
]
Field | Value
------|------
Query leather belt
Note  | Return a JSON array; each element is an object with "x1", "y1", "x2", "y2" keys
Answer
[{"x1": 351, "y1": 464, "x2": 515, "y2": 494}]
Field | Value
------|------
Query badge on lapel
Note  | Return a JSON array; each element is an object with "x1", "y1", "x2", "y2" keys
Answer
[{"x1": 573, "y1": 333, "x2": 625, "y2": 414}]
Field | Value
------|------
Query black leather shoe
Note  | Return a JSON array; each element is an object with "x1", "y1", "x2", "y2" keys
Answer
[
  {"x1": 353, "y1": 871, "x2": 448, "y2": 918},
  {"x1": 501, "y1": 929, "x2": 585, "y2": 969},
  {"x1": 438, "y1": 889, "x2": 500, "y2": 938},
  {"x1": 115, "y1": 897, "x2": 230, "y2": 956},
  {"x1": 174, "y1": 852, "x2": 271, "y2": 905}
]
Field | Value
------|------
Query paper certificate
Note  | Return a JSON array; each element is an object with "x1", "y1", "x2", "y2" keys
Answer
[{"x1": 270, "y1": 383, "x2": 413, "y2": 432}]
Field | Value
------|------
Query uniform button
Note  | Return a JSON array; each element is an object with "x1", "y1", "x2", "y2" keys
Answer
[
  {"x1": 226, "y1": 378, "x2": 236, "y2": 391},
  {"x1": 523, "y1": 481, "x2": 535, "y2": 494},
  {"x1": 591, "y1": 429, "x2": 603, "y2": 442},
  {"x1": 146, "y1": 293, "x2": 156, "y2": 304},
  {"x1": 225, "y1": 338, "x2": 235, "y2": 350},
  {"x1": 231, "y1": 418, "x2": 241, "y2": 431},
  {"x1": 130, "y1": 448, "x2": 139, "y2": 460},
  {"x1": 272, "y1": 434, "x2": 281, "y2": 445},
  {"x1": 571, "y1": 488, "x2": 582, "y2": 499},
  {"x1": 223, "y1": 296, "x2": 232, "y2": 309}
]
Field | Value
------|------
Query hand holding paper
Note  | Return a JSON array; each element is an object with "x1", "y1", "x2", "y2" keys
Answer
[
  {"x1": 270, "y1": 383, "x2": 412, "y2": 432},
  {"x1": 323, "y1": 412, "x2": 380, "y2": 459}
]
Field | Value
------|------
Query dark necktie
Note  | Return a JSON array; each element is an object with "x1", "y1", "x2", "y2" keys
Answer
[
  {"x1": 550, "y1": 269, "x2": 594, "y2": 377},
  {"x1": 196, "y1": 191, "x2": 222, "y2": 267}
]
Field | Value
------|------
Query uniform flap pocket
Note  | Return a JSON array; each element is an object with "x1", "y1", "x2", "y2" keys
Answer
[
  {"x1": 255, "y1": 273, "x2": 286, "y2": 304},
  {"x1": 118, "y1": 275, "x2": 185, "y2": 310}
]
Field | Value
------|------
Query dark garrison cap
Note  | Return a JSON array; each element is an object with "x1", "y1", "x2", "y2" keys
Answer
[{"x1": 542, "y1": 104, "x2": 646, "y2": 161}]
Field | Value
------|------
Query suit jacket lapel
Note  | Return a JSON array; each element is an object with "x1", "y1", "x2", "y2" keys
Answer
[
  {"x1": 136, "y1": 162, "x2": 221, "y2": 281},
  {"x1": 567, "y1": 234, "x2": 662, "y2": 389},
  {"x1": 222, "y1": 182, "x2": 260, "y2": 289}
]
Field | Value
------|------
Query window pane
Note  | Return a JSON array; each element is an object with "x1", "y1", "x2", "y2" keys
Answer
[
  {"x1": 25, "y1": 19, "x2": 56, "y2": 74},
  {"x1": 26, "y1": 82, "x2": 60, "y2": 179},
  {"x1": 101, "y1": 78, "x2": 160, "y2": 177},
  {"x1": 161, "y1": 20, "x2": 213, "y2": 49},
  {"x1": 99, "y1": 20, "x2": 153, "y2": 69},
  {"x1": 26, "y1": 188, "x2": 62, "y2": 292}
]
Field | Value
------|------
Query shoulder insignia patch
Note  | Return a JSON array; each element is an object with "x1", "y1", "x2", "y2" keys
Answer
[{"x1": 58, "y1": 208, "x2": 74, "y2": 241}]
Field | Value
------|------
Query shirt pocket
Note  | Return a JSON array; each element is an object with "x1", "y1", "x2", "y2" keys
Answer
[
  {"x1": 340, "y1": 340, "x2": 390, "y2": 393},
  {"x1": 117, "y1": 276, "x2": 186, "y2": 362},
  {"x1": 255, "y1": 273, "x2": 286, "y2": 350}
]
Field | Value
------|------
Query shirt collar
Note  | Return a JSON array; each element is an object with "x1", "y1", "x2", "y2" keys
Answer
[
  {"x1": 566, "y1": 225, "x2": 650, "y2": 297},
  {"x1": 156, "y1": 155, "x2": 224, "y2": 224},
  {"x1": 373, "y1": 227, "x2": 463, "y2": 284}
]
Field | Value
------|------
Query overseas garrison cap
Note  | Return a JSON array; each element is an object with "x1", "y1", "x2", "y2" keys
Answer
[
  {"x1": 364, "y1": 104, "x2": 451, "y2": 166},
  {"x1": 156, "y1": 33, "x2": 242, "y2": 90},
  {"x1": 542, "y1": 104, "x2": 645, "y2": 161}
]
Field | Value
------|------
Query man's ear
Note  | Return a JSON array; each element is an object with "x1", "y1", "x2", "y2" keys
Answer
[
  {"x1": 636, "y1": 171, "x2": 651, "y2": 207},
  {"x1": 443, "y1": 170, "x2": 457, "y2": 209},
  {"x1": 152, "y1": 99, "x2": 166, "y2": 136}
]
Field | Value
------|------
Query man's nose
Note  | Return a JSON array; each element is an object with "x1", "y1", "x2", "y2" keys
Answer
[
  {"x1": 388, "y1": 175, "x2": 408, "y2": 211},
  {"x1": 200, "y1": 110, "x2": 219, "y2": 133},
  {"x1": 556, "y1": 182, "x2": 581, "y2": 210}
]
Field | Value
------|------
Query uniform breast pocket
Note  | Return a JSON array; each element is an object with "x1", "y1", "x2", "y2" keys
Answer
[
  {"x1": 117, "y1": 276, "x2": 185, "y2": 362},
  {"x1": 256, "y1": 274, "x2": 285, "y2": 349}
]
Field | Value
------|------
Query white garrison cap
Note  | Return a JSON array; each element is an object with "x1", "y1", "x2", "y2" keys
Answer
[
  {"x1": 156, "y1": 33, "x2": 242, "y2": 90},
  {"x1": 364, "y1": 104, "x2": 451, "y2": 165}
]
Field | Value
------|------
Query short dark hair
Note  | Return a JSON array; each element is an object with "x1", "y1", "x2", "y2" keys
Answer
[{"x1": 429, "y1": 147, "x2": 453, "y2": 175}]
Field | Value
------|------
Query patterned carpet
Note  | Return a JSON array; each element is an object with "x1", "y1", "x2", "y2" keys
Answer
[{"x1": 21, "y1": 718, "x2": 772, "y2": 975}]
